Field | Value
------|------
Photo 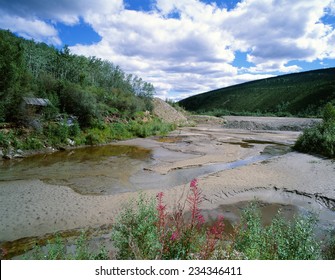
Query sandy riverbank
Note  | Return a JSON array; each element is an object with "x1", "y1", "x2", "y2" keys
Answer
[{"x1": 0, "y1": 119, "x2": 334, "y2": 247}]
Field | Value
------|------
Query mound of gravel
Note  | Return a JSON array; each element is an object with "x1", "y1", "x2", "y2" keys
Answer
[
  {"x1": 223, "y1": 116, "x2": 322, "y2": 131},
  {"x1": 152, "y1": 98, "x2": 188, "y2": 125}
]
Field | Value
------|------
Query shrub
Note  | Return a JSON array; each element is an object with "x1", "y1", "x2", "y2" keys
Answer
[
  {"x1": 294, "y1": 103, "x2": 335, "y2": 158},
  {"x1": 111, "y1": 193, "x2": 160, "y2": 259},
  {"x1": 323, "y1": 102, "x2": 335, "y2": 123},
  {"x1": 111, "y1": 179, "x2": 225, "y2": 260},
  {"x1": 232, "y1": 202, "x2": 321, "y2": 260},
  {"x1": 111, "y1": 182, "x2": 323, "y2": 260}
]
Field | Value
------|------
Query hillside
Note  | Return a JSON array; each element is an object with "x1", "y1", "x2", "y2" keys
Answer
[
  {"x1": 178, "y1": 68, "x2": 335, "y2": 117},
  {"x1": 0, "y1": 30, "x2": 175, "y2": 155}
]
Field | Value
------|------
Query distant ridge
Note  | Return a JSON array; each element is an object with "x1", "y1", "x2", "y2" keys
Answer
[{"x1": 178, "y1": 68, "x2": 335, "y2": 117}]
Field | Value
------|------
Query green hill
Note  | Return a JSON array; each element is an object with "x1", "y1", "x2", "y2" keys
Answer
[{"x1": 178, "y1": 68, "x2": 335, "y2": 117}]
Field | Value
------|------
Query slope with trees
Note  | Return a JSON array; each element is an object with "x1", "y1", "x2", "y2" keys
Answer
[
  {"x1": 0, "y1": 30, "x2": 173, "y2": 154},
  {"x1": 179, "y1": 68, "x2": 335, "y2": 117}
]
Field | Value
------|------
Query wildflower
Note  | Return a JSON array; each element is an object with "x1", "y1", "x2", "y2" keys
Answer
[
  {"x1": 187, "y1": 178, "x2": 204, "y2": 228},
  {"x1": 170, "y1": 230, "x2": 179, "y2": 241},
  {"x1": 209, "y1": 215, "x2": 225, "y2": 238},
  {"x1": 190, "y1": 178, "x2": 198, "y2": 189},
  {"x1": 156, "y1": 192, "x2": 166, "y2": 232}
]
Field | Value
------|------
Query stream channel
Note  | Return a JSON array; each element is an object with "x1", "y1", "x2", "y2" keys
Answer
[{"x1": 1, "y1": 136, "x2": 334, "y2": 258}]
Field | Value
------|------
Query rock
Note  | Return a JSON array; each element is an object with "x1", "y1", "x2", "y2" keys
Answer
[
  {"x1": 2, "y1": 154, "x2": 12, "y2": 160},
  {"x1": 66, "y1": 138, "x2": 75, "y2": 146}
]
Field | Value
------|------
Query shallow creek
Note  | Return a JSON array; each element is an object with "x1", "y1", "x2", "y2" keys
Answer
[
  {"x1": 0, "y1": 140, "x2": 289, "y2": 195},
  {"x1": 0, "y1": 134, "x2": 334, "y2": 258}
]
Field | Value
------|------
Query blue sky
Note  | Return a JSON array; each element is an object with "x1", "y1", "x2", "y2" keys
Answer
[{"x1": 1, "y1": 0, "x2": 335, "y2": 100}]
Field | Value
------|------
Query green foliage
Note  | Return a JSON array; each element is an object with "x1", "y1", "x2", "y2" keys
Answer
[
  {"x1": 233, "y1": 202, "x2": 321, "y2": 260},
  {"x1": 0, "y1": 30, "x2": 155, "y2": 127},
  {"x1": 294, "y1": 103, "x2": 335, "y2": 158},
  {"x1": 111, "y1": 180, "x2": 225, "y2": 260},
  {"x1": 30, "y1": 232, "x2": 108, "y2": 260},
  {"x1": 20, "y1": 183, "x2": 330, "y2": 260},
  {"x1": 322, "y1": 230, "x2": 335, "y2": 259},
  {"x1": 323, "y1": 102, "x2": 335, "y2": 123},
  {"x1": 111, "y1": 183, "x2": 324, "y2": 260},
  {"x1": 179, "y1": 68, "x2": 335, "y2": 117},
  {"x1": 111, "y1": 194, "x2": 160, "y2": 259},
  {"x1": 0, "y1": 129, "x2": 43, "y2": 152}
]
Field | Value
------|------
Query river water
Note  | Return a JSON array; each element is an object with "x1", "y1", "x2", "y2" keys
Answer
[{"x1": 0, "y1": 141, "x2": 288, "y2": 195}]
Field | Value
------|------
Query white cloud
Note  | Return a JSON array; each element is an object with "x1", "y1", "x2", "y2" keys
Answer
[
  {"x1": 1, "y1": 0, "x2": 335, "y2": 99},
  {"x1": 0, "y1": 12, "x2": 61, "y2": 45},
  {"x1": 222, "y1": 0, "x2": 334, "y2": 70},
  {"x1": 0, "y1": 0, "x2": 123, "y2": 45}
]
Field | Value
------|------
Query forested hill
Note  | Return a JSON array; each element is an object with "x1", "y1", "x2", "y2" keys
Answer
[
  {"x1": 178, "y1": 68, "x2": 335, "y2": 117},
  {"x1": 0, "y1": 29, "x2": 154, "y2": 126}
]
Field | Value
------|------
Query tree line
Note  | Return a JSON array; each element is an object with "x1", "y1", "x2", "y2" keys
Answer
[{"x1": 0, "y1": 29, "x2": 155, "y2": 126}]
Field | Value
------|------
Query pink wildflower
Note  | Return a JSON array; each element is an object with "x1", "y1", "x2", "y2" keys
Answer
[
  {"x1": 187, "y1": 178, "x2": 204, "y2": 228},
  {"x1": 156, "y1": 192, "x2": 167, "y2": 234},
  {"x1": 170, "y1": 230, "x2": 179, "y2": 241},
  {"x1": 208, "y1": 215, "x2": 225, "y2": 238}
]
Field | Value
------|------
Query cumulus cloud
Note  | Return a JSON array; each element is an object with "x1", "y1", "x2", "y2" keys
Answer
[
  {"x1": 0, "y1": 0, "x2": 123, "y2": 44},
  {"x1": 0, "y1": 12, "x2": 61, "y2": 45},
  {"x1": 0, "y1": 0, "x2": 334, "y2": 99},
  {"x1": 222, "y1": 0, "x2": 334, "y2": 68}
]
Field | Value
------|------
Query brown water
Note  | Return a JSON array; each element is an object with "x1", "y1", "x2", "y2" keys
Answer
[
  {"x1": 0, "y1": 145, "x2": 152, "y2": 194},
  {"x1": 0, "y1": 142, "x2": 288, "y2": 195}
]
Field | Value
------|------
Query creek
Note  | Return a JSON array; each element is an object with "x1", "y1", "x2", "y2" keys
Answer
[{"x1": 1, "y1": 135, "x2": 334, "y2": 259}]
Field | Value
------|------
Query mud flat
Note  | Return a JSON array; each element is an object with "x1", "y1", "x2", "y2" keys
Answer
[{"x1": 0, "y1": 117, "x2": 334, "y2": 257}]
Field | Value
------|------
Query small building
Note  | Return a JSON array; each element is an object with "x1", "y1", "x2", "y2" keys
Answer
[
  {"x1": 21, "y1": 97, "x2": 52, "y2": 130},
  {"x1": 21, "y1": 97, "x2": 51, "y2": 117}
]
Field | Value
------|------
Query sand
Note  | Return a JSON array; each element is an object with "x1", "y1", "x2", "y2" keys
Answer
[{"x1": 1, "y1": 120, "x2": 334, "y2": 245}]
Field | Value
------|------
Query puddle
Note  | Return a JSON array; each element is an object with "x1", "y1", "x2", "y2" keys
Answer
[
  {"x1": 218, "y1": 141, "x2": 253, "y2": 148},
  {"x1": 155, "y1": 136, "x2": 184, "y2": 143},
  {"x1": 204, "y1": 187, "x2": 335, "y2": 239},
  {"x1": 243, "y1": 139, "x2": 287, "y2": 145}
]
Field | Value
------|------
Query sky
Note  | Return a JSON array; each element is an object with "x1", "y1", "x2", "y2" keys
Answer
[{"x1": 1, "y1": 0, "x2": 335, "y2": 100}]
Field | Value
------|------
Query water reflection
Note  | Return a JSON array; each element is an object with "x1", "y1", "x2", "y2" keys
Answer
[{"x1": 0, "y1": 145, "x2": 152, "y2": 194}]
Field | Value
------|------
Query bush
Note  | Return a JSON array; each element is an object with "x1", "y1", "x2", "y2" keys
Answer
[
  {"x1": 323, "y1": 102, "x2": 335, "y2": 123},
  {"x1": 233, "y1": 202, "x2": 321, "y2": 259},
  {"x1": 111, "y1": 181, "x2": 323, "y2": 260},
  {"x1": 294, "y1": 103, "x2": 335, "y2": 158},
  {"x1": 17, "y1": 181, "x2": 328, "y2": 260},
  {"x1": 111, "y1": 194, "x2": 160, "y2": 259},
  {"x1": 111, "y1": 180, "x2": 226, "y2": 260}
]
